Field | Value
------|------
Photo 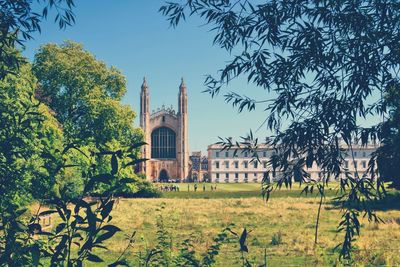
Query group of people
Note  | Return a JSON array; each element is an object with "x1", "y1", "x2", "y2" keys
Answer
[
  {"x1": 157, "y1": 183, "x2": 218, "y2": 193},
  {"x1": 187, "y1": 183, "x2": 217, "y2": 192},
  {"x1": 159, "y1": 184, "x2": 180, "y2": 192}
]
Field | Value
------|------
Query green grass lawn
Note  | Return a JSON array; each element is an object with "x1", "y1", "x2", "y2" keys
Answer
[
  {"x1": 85, "y1": 184, "x2": 399, "y2": 266},
  {"x1": 92, "y1": 196, "x2": 400, "y2": 266},
  {"x1": 37, "y1": 183, "x2": 400, "y2": 266},
  {"x1": 158, "y1": 182, "x2": 341, "y2": 199}
]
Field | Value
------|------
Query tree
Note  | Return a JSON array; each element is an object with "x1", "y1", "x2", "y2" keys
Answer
[
  {"x1": 376, "y1": 81, "x2": 400, "y2": 189},
  {"x1": 0, "y1": 3, "x2": 151, "y2": 266},
  {"x1": 0, "y1": 55, "x2": 149, "y2": 267},
  {"x1": 0, "y1": 0, "x2": 75, "y2": 79},
  {"x1": 32, "y1": 41, "x2": 145, "y2": 196},
  {"x1": 0, "y1": 62, "x2": 62, "y2": 208},
  {"x1": 160, "y1": 0, "x2": 400, "y2": 262},
  {"x1": 0, "y1": 55, "x2": 150, "y2": 267},
  {"x1": 33, "y1": 41, "x2": 139, "y2": 148},
  {"x1": 0, "y1": 62, "x2": 66, "y2": 265}
]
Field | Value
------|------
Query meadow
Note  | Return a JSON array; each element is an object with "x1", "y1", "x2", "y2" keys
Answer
[
  {"x1": 159, "y1": 182, "x2": 340, "y2": 199},
  {"x1": 82, "y1": 183, "x2": 400, "y2": 266}
]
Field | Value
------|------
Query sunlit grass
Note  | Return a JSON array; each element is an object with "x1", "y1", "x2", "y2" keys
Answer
[
  {"x1": 33, "y1": 183, "x2": 400, "y2": 266},
  {"x1": 159, "y1": 182, "x2": 342, "y2": 199},
  {"x1": 95, "y1": 194, "x2": 400, "y2": 266}
]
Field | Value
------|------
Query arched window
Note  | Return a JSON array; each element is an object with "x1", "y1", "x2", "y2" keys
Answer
[{"x1": 151, "y1": 127, "x2": 176, "y2": 159}]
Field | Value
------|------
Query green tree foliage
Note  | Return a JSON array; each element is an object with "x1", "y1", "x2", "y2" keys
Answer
[
  {"x1": 0, "y1": 0, "x2": 75, "y2": 79},
  {"x1": 0, "y1": 56, "x2": 152, "y2": 266},
  {"x1": 0, "y1": 63, "x2": 64, "y2": 265},
  {"x1": 32, "y1": 41, "x2": 145, "y2": 196},
  {"x1": 0, "y1": 63, "x2": 62, "y2": 208},
  {"x1": 376, "y1": 81, "x2": 400, "y2": 189},
  {"x1": 0, "y1": 60, "x2": 152, "y2": 266},
  {"x1": 0, "y1": 2, "x2": 154, "y2": 265},
  {"x1": 40, "y1": 147, "x2": 145, "y2": 266},
  {"x1": 160, "y1": 0, "x2": 400, "y2": 262},
  {"x1": 33, "y1": 41, "x2": 139, "y2": 147},
  {"x1": 0, "y1": 139, "x2": 146, "y2": 266}
]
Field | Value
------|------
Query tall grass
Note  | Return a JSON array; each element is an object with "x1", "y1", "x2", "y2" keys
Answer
[{"x1": 93, "y1": 197, "x2": 400, "y2": 266}]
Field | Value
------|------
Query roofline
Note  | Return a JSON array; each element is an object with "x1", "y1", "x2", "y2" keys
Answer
[{"x1": 206, "y1": 143, "x2": 379, "y2": 150}]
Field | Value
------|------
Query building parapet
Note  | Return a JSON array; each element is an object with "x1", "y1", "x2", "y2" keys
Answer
[{"x1": 150, "y1": 104, "x2": 177, "y2": 118}]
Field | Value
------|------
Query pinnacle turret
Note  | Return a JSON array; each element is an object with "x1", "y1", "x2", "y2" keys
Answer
[
  {"x1": 179, "y1": 77, "x2": 186, "y2": 93},
  {"x1": 140, "y1": 77, "x2": 149, "y2": 117},
  {"x1": 141, "y1": 77, "x2": 148, "y2": 90}
]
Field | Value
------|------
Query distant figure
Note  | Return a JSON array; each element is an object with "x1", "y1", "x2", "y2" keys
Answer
[
  {"x1": 187, "y1": 184, "x2": 190, "y2": 192},
  {"x1": 194, "y1": 183, "x2": 198, "y2": 192},
  {"x1": 211, "y1": 185, "x2": 213, "y2": 191},
  {"x1": 203, "y1": 184, "x2": 206, "y2": 191},
  {"x1": 177, "y1": 185, "x2": 180, "y2": 192},
  {"x1": 215, "y1": 184, "x2": 217, "y2": 191}
]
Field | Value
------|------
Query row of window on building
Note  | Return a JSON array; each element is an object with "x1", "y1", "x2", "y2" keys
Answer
[
  {"x1": 344, "y1": 160, "x2": 368, "y2": 169},
  {"x1": 208, "y1": 145, "x2": 376, "y2": 183},
  {"x1": 214, "y1": 160, "x2": 266, "y2": 169},
  {"x1": 214, "y1": 159, "x2": 369, "y2": 170},
  {"x1": 214, "y1": 150, "x2": 370, "y2": 159},
  {"x1": 215, "y1": 151, "x2": 268, "y2": 158},
  {"x1": 214, "y1": 172, "x2": 261, "y2": 183},
  {"x1": 214, "y1": 171, "x2": 370, "y2": 183}
]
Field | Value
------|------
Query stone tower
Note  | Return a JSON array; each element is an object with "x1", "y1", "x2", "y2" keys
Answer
[
  {"x1": 139, "y1": 77, "x2": 150, "y2": 174},
  {"x1": 139, "y1": 78, "x2": 189, "y2": 181},
  {"x1": 178, "y1": 78, "x2": 189, "y2": 180}
]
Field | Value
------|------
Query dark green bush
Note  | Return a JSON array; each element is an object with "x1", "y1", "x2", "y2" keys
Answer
[{"x1": 270, "y1": 232, "x2": 283, "y2": 246}]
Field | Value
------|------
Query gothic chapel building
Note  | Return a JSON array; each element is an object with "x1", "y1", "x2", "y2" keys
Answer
[{"x1": 139, "y1": 78, "x2": 189, "y2": 181}]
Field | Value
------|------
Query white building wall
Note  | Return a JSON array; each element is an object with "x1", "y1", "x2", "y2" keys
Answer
[
  {"x1": 208, "y1": 145, "x2": 377, "y2": 183},
  {"x1": 208, "y1": 146, "x2": 274, "y2": 183}
]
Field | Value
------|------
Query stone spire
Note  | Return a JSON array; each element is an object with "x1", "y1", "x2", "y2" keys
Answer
[
  {"x1": 139, "y1": 76, "x2": 150, "y2": 176},
  {"x1": 140, "y1": 77, "x2": 149, "y2": 113},
  {"x1": 141, "y1": 77, "x2": 148, "y2": 90},
  {"x1": 179, "y1": 77, "x2": 186, "y2": 93},
  {"x1": 178, "y1": 77, "x2": 189, "y2": 180},
  {"x1": 140, "y1": 77, "x2": 149, "y2": 117}
]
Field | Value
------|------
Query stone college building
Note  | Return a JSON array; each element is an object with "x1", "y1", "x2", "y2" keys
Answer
[
  {"x1": 138, "y1": 77, "x2": 378, "y2": 183},
  {"x1": 139, "y1": 78, "x2": 189, "y2": 181}
]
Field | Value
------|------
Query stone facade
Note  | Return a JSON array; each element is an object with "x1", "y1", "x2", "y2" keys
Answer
[
  {"x1": 139, "y1": 78, "x2": 189, "y2": 181},
  {"x1": 208, "y1": 144, "x2": 377, "y2": 183},
  {"x1": 208, "y1": 145, "x2": 271, "y2": 183},
  {"x1": 189, "y1": 151, "x2": 209, "y2": 182}
]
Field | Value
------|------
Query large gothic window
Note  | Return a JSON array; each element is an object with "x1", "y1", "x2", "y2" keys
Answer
[{"x1": 151, "y1": 127, "x2": 176, "y2": 159}]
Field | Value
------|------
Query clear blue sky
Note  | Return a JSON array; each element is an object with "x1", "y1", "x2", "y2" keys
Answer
[{"x1": 23, "y1": 1, "x2": 270, "y2": 153}]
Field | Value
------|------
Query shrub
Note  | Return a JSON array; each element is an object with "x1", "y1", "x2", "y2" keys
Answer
[
  {"x1": 132, "y1": 180, "x2": 162, "y2": 198},
  {"x1": 111, "y1": 179, "x2": 161, "y2": 198},
  {"x1": 270, "y1": 231, "x2": 283, "y2": 246}
]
